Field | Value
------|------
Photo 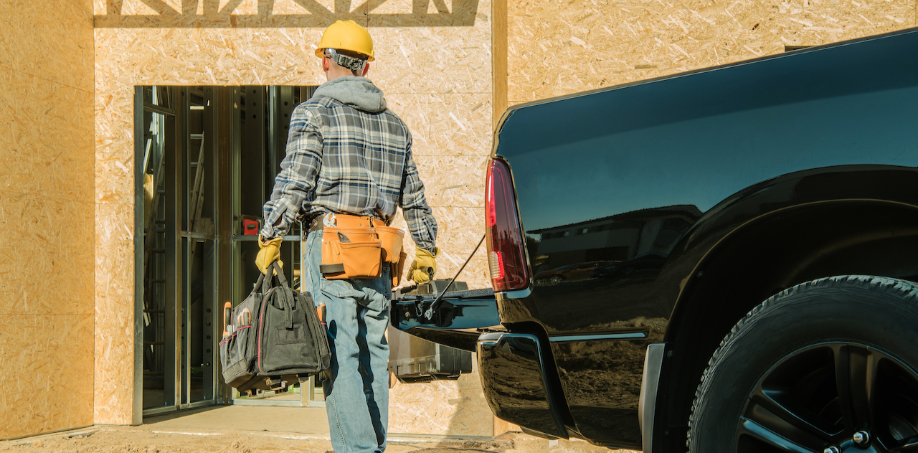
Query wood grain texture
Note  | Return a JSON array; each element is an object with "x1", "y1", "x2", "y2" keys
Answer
[
  {"x1": 0, "y1": 314, "x2": 94, "y2": 439},
  {"x1": 386, "y1": 93, "x2": 433, "y2": 153},
  {"x1": 429, "y1": 93, "x2": 492, "y2": 156},
  {"x1": 0, "y1": 67, "x2": 95, "y2": 206},
  {"x1": 507, "y1": 0, "x2": 918, "y2": 104},
  {"x1": 369, "y1": 25, "x2": 493, "y2": 95},
  {"x1": 389, "y1": 365, "x2": 496, "y2": 437},
  {"x1": 491, "y1": 0, "x2": 508, "y2": 129},
  {"x1": 413, "y1": 154, "x2": 489, "y2": 208},
  {"x1": 0, "y1": 190, "x2": 95, "y2": 316},
  {"x1": 0, "y1": 0, "x2": 96, "y2": 439},
  {"x1": 392, "y1": 206, "x2": 490, "y2": 289},
  {"x1": 0, "y1": 0, "x2": 94, "y2": 92},
  {"x1": 92, "y1": 201, "x2": 135, "y2": 425},
  {"x1": 369, "y1": 0, "x2": 492, "y2": 95}
]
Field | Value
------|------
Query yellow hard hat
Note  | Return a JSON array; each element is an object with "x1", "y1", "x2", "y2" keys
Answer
[{"x1": 315, "y1": 20, "x2": 374, "y2": 61}]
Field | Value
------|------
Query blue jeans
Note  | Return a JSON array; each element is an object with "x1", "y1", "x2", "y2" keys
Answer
[{"x1": 302, "y1": 230, "x2": 391, "y2": 453}]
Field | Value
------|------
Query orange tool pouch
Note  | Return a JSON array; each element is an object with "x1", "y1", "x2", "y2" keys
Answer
[
  {"x1": 376, "y1": 225, "x2": 405, "y2": 264},
  {"x1": 318, "y1": 214, "x2": 405, "y2": 281},
  {"x1": 391, "y1": 251, "x2": 408, "y2": 287},
  {"x1": 376, "y1": 224, "x2": 406, "y2": 286}
]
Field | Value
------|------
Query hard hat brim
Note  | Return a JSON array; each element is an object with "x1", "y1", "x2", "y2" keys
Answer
[{"x1": 315, "y1": 48, "x2": 375, "y2": 62}]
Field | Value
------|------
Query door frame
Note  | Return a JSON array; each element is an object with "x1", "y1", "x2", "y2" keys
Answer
[{"x1": 135, "y1": 86, "x2": 325, "y2": 423}]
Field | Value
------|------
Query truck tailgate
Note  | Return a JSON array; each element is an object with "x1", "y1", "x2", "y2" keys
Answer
[{"x1": 390, "y1": 288, "x2": 501, "y2": 351}]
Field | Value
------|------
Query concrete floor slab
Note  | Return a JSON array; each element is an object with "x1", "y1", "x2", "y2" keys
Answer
[{"x1": 144, "y1": 405, "x2": 331, "y2": 435}]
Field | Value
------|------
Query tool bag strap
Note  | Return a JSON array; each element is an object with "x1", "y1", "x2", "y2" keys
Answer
[
  {"x1": 266, "y1": 261, "x2": 296, "y2": 329},
  {"x1": 260, "y1": 266, "x2": 274, "y2": 294},
  {"x1": 250, "y1": 271, "x2": 266, "y2": 297}
]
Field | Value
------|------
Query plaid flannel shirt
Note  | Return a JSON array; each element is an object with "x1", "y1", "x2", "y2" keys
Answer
[{"x1": 260, "y1": 95, "x2": 438, "y2": 252}]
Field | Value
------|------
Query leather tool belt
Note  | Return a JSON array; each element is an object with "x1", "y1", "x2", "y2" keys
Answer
[{"x1": 316, "y1": 213, "x2": 407, "y2": 286}]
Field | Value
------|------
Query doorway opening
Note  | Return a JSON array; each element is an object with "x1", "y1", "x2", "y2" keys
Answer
[{"x1": 135, "y1": 85, "x2": 323, "y2": 419}]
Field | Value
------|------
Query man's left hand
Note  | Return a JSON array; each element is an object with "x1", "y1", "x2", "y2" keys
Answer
[{"x1": 408, "y1": 247, "x2": 439, "y2": 284}]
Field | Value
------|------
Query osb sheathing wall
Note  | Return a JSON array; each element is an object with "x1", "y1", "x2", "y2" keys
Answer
[
  {"x1": 92, "y1": 0, "x2": 501, "y2": 435},
  {"x1": 0, "y1": 0, "x2": 96, "y2": 439},
  {"x1": 505, "y1": 0, "x2": 918, "y2": 105}
]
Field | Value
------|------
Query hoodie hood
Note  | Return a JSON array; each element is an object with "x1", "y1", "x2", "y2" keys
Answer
[{"x1": 313, "y1": 76, "x2": 387, "y2": 113}]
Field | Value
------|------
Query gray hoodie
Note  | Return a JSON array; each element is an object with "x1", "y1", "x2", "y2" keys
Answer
[{"x1": 312, "y1": 76, "x2": 388, "y2": 113}]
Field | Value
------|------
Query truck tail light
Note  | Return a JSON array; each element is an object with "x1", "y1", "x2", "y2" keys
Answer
[{"x1": 485, "y1": 158, "x2": 529, "y2": 292}]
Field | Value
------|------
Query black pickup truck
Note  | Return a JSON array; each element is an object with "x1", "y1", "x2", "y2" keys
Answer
[{"x1": 392, "y1": 28, "x2": 918, "y2": 453}]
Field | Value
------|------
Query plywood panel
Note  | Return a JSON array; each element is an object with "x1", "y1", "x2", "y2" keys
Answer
[
  {"x1": 235, "y1": 28, "x2": 330, "y2": 85},
  {"x1": 0, "y1": 0, "x2": 94, "y2": 92},
  {"x1": 94, "y1": 82, "x2": 134, "y2": 207},
  {"x1": 429, "y1": 93, "x2": 492, "y2": 156},
  {"x1": 431, "y1": 207, "x2": 489, "y2": 290},
  {"x1": 491, "y1": 0, "x2": 508, "y2": 130},
  {"x1": 0, "y1": 314, "x2": 94, "y2": 439},
  {"x1": 96, "y1": 28, "x2": 263, "y2": 86},
  {"x1": 71, "y1": 0, "x2": 93, "y2": 14},
  {"x1": 0, "y1": 67, "x2": 95, "y2": 205},
  {"x1": 369, "y1": 26, "x2": 492, "y2": 95},
  {"x1": 93, "y1": 200, "x2": 135, "y2": 425},
  {"x1": 0, "y1": 0, "x2": 96, "y2": 439},
  {"x1": 94, "y1": 27, "x2": 329, "y2": 88},
  {"x1": 0, "y1": 190, "x2": 95, "y2": 316},
  {"x1": 385, "y1": 93, "x2": 432, "y2": 154},
  {"x1": 389, "y1": 364, "x2": 495, "y2": 437},
  {"x1": 369, "y1": 0, "x2": 493, "y2": 95},
  {"x1": 413, "y1": 154, "x2": 488, "y2": 208},
  {"x1": 507, "y1": 0, "x2": 917, "y2": 104},
  {"x1": 390, "y1": 206, "x2": 489, "y2": 289}
]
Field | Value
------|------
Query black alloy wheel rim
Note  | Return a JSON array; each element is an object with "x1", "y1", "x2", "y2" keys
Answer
[{"x1": 737, "y1": 342, "x2": 918, "y2": 453}]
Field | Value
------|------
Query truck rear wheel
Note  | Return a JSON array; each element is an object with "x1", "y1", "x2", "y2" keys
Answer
[{"x1": 687, "y1": 275, "x2": 918, "y2": 453}]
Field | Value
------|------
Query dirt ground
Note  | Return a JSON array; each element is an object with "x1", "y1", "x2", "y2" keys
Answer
[
  {"x1": 0, "y1": 428, "x2": 637, "y2": 453},
  {"x1": 0, "y1": 406, "x2": 638, "y2": 453}
]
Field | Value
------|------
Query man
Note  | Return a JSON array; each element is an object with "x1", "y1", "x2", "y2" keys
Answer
[{"x1": 255, "y1": 20, "x2": 439, "y2": 453}]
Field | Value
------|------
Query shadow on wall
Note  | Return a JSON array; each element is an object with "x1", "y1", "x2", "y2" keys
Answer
[
  {"x1": 459, "y1": 371, "x2": 488, "y2": 436},
  {"x1": 444, "y1": 361, "x2": 500, "y2": 439},
  {"x1": 95, "y1": 0, "x2": 481, "y2": 27}
]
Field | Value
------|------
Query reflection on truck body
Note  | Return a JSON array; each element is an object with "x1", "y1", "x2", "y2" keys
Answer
[{"x1": 529, "y1": 205, "x2": 701, "y2": 286}]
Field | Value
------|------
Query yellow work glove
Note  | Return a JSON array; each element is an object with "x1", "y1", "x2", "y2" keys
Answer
[
  {"x1": 408, "y1": 247, "x2": 439, "y2": 284},
  {"x1": 255, "y1": 235, "x2": 283, "y2": 275}
]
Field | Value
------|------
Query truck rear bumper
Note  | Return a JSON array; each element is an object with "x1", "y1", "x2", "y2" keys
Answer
[
  {"x1": 477, "y1": 332, "x2": 569, "y2": 439},
  {"x1": 638, "y1": 343, "x2": 666, "y2": 453}
]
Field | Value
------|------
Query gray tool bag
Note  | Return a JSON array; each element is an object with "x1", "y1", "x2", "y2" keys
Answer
[{"x1": 219, "y1": 262, "x2": 330, "y2": 394}]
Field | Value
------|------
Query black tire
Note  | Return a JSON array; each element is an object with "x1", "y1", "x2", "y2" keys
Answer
[{"x1": 687, "y1": 275, "x2": 918, "y2": 452}]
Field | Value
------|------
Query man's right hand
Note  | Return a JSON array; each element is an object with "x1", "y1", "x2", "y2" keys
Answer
[{"x1": 256, "y1": 235, "x2": 283, "y2": 274}]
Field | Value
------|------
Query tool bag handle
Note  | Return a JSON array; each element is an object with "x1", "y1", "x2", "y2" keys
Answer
[
  {"x1": 260, "y1": 262, "x2": 291, "y2": 293},
  {"x1": 265, "y1": 261, "x2": 296, "y2": 328}
]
